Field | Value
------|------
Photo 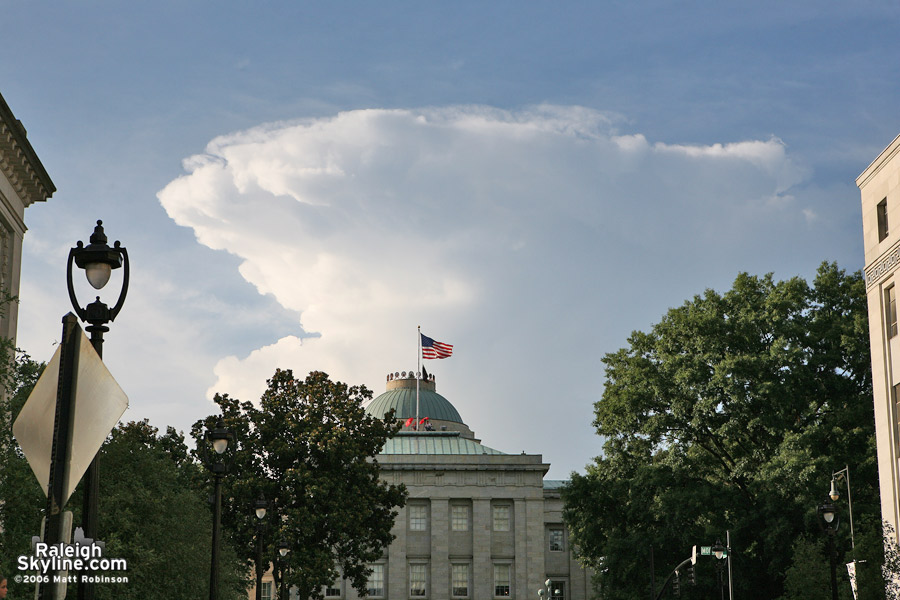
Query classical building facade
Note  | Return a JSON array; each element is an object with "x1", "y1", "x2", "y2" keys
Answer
[
  {"x1": 250, "y1": 372, "x2": 592, "y2": 600},
  {"x1": 859, "y1": 132, "x2": 900, "y2": 543},
  {"x1": 0, "y1": 91, "x2": 55, "y2": 343}
]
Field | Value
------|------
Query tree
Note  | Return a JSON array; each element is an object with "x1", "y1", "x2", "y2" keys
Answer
[
  {"x1": 96, "y1": 420, "x2": 247, "y2": 600},
  {"x1": 1, "y1": 347, "x2": 249, "y2": 599},
  {"x1": 563, "y1": 263, "x2": 880, "y2": 599},
  {"x1": 192, "y1": 369, "x2": 407, "y2": 600},
  {"x1": 0, "y1": 350, "x2": 45, "y2": 588},
  {"x1": 780, "y1": 535, "x2": 850, "y2": 600}
]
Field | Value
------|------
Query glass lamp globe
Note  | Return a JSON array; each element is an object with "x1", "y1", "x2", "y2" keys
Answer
[
  {"x1": 85, "y1": 262, "x2": 112, "y2": 289},
  {"x1": 212, "y1": 438, "x2": 228, "y2": 454}
]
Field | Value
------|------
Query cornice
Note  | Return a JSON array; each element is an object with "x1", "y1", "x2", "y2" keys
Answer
[
  {"x1": 857, "y1": 132, "x2": 900, "y2": 190},
  {"x1": 0, "y1": 93, "x2": 55, "y2": 207},
  {"x1": 378, "y1": 463, "x2": 550, "y2": 473},
  {"x1": 866, "y1": 236, "x2": 900, "y2": 289}
]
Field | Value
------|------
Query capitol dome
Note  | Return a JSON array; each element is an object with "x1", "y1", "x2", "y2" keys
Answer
[{"x1": 365, "y1": 371, "x2": 478, "y2": 440}]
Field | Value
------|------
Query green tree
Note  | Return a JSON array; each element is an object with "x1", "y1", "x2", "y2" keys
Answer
[
  {"x1": 780, "y1": 535, "x2": 851, "y2": 600},
  {"x1": 563, "y1": 263, "x2": 880, "y2": 599},
  {"x1": 96, "y1": 419, "x2": 247, "y2": 600},
  {"x1": 0, "y1": 350, "x2": 45, "y2": 590},
  {"x1": 192, "y1": 369, "x2": 407, "y2": 600},
  {"x1": 1, "y1": 346, "x2": 248, "y2": 599}
]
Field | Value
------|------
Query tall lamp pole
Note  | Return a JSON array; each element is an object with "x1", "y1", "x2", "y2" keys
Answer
[
  {"x1": 67, "y1": 220, "x2": 129, "y2": 600},
  {"x1": 712, "y1": 540, "x2": 727, "y2": 600},
  {"x1": 255, "y1": 494, "x2": 269, "y2": 600},
  {"x1": 277, "y1": 539, "x2": 291, "y2": 600},
  {"x1": 831, "y1": 466, "x2": 855, "y2": 550},
  {"x1": 818, "y1": 495, "x2": 840, "y2": 600},
  {"x1": 207, "y1": 419, "x2": 233, "y2": 600},
  {"x1": 831, "y1": 467, "x2": 858, "y2": 595}
]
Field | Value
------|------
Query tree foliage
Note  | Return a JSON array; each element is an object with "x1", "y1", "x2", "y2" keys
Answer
[
  {"x1": 1, "y1": 347, "x2": 247, "y2": 599},
  {"x1": 192, "y1": 369, "x2": 407, "y2": 600},
  {"x1": 0, "y1": 350, "x2": 46, "y2": 589},
  {"x1": 563, "y1": 263, "x2": 880, "y2": 599},
  {"x1": 96, "y1": 420, "x2": 247, "y2": 600}
]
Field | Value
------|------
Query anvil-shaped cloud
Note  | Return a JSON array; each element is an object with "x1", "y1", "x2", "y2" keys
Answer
[{"x1": 157, "y1": 105, "x2": 807, "y2": 476}]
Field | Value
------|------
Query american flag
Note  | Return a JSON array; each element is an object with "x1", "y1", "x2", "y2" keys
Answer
[{"x1": 421, "y1": 333, "x2": 453, "y2": 359}]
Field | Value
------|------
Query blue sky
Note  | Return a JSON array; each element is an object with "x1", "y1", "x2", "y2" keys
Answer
[{"x1": 2, "y1": 2, "x2": 899, "y2": 478}]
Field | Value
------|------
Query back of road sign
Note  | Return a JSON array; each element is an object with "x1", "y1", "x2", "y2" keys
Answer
[{"x1": 13, "y1": 326, "x2": 128, "y2": 504}]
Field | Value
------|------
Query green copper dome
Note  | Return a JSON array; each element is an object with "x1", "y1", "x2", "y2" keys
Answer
[{"x1": 365, "y1": 374, "x2": 463, "y2": 424}]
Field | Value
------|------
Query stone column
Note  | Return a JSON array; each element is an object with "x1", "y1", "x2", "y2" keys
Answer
[
  {"x1": 388, "y1": 505, "x2": 407, "y2": 600},
  {"x1": 473, "y1": 498, "x2": 492, "y2": 598},
  {"x1": 431, "y1": 498, "x2": 449, "y2": 600},
  {"x1": 523, "y1": 498, "x2": 546, "y2": 600}
]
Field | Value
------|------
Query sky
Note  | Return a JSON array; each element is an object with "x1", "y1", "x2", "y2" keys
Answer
[{"x1": 2, "y1": 1, "x2": 899, "y2": 479}]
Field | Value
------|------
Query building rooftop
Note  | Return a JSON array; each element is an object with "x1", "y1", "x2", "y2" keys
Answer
[
  {"x1": 0, "y1": 92, "x2": 55, "y2": 206},
  {"x1": 365, "y1": 372, "x2": 464, "y2": 423},
  {"x1": 379, "y1": 431, "x2": 505, "y2": 455}
]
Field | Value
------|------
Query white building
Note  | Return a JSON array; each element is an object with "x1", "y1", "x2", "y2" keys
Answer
[
  {"x1": 858, "y1": 133, "x2": 900, "y2": 542},
  {"x1": 0, "y1": 92, "x2": 54, "y2": 345}
]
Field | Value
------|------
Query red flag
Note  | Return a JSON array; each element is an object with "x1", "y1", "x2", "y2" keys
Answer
[{"x1": 405, "y1": 417, "x2": 415, "y2": 427}]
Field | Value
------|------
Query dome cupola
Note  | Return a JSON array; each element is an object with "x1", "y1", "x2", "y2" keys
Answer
[{"x1": 365, "y1": 371, "x2": 477, "y2": 440}]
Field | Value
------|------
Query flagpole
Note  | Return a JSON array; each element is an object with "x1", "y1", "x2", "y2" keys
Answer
[{"x1": 416, "y1": 325, "x2": 421, "y2": 430}]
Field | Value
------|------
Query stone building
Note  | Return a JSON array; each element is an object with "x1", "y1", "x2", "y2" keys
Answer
[
  {"x1": 251, "y1": 371, "x2": 592, "y2": 600},
  {"x1": 0, "y1": 91, "x2": 55, "y2": 343},
  {"x1": 859, "y1": 133, "x2": 900, "y2": 543}
]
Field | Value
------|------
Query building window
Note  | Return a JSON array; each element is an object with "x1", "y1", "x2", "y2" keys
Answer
[
  {"x1": 493, "y1": 564, "x2": 511, "y2": 597},
  {"x1": 409, "y1": 504, "x2": 428, "y2": 531},
  {"x1": 409, "y1": 563, "x2": 427, "y2": 597},
  {"x1": 367, "y1": 565, "x2": 385, "y2": 598},
  {"x1": 492, "y1": 505, "x2": 510, "y2": 532},
  {"x1": 325, "y1": 579, "x2": 342, "y2": 598},
  {"x1": 895, "y1": 384, "x2": 900, "y2": 455},
  {"x1": 549, "y1": 581, "x2": 566, "y2": 600},
  {"x1": 451, "y1": 563, "x2": 469, "y2": 597},
  {"x1": 888, "y1": 286, "x2": 898, "y2": 338},
  {"x1": 879, "y1": 198, "x2": 889, "y2": 242},
  {"x1": 260, "y1": 582, "x2": 274, "y2": 600},
  {"x1": 549, "y1": 528, "x2": 564, "y2": 552},
  {"x1": 451, "y1": 505, "x2": 469, "y2": 531}
]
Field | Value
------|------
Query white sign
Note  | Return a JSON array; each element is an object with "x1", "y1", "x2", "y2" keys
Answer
[{"x1": 13, "y1": 327, "x2": 128, "y2": 504}]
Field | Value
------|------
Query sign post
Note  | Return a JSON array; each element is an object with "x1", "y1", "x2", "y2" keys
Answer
[
  {"x1": 13, "y1": 313, "x2": 128, "y2": 599},
  {"x1": 36, "y1": 314, "x2": 79, "y2": 600}
]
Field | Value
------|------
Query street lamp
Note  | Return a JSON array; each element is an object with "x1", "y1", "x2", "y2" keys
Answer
[
  {"x1": 712, "y1": 540, "x2": 727, "y2": 600},
  {"x1": 67, "y1": 220, "x2": 130, "y2": 352},
  {"x1": 830, "y1": 466, "x2": 856, "y2": 550},
  {"x1": 276, "y1": 538, "x2": 291, "y2": 600},
  {"x1": 207, "y1": 418, "x2": 233, "y2": 600},
  {"x1": 254, "y1": 494, "x2": 269, "y2": 600},
  {"x1": 67, "y1": 220, "x2": 129, "y2": 600},
  {"x1": 817, "y1": 495, "x2": 840, "y2": 600},
  {"x1": 538, "y1": 577, "x2": 560, "y2": 600}
]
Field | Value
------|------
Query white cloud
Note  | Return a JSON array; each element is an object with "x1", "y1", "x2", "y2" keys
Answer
[{"x1": 157, "y1": 104, "x2": 810, "y2": 477}]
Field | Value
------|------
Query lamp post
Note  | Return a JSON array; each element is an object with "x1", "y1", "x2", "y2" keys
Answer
[
  {"x1": 538, "y1": 577, "x2": 560, "y2": 600},
  {"x1": 276, "y1": 538, "x2": 291, "y2": 600},
  {"x1": 817, "y1": 495, "x2": 840, "y2": 600},
  {"x1": 831, "y1": 466, "x2": 856, "y2": 551},
  {"x1": 254, "y1": 494, "x2": 269, "y2": 600},
  {"x1": 67, "y1": 220, "x2": 129, "y2": 600},
  {"x1": 207, "y1": 418, "x2": 233, "y2": 600},
  {"x1": 712, "y1": 540, "x2": 727, "y2": 600}
]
